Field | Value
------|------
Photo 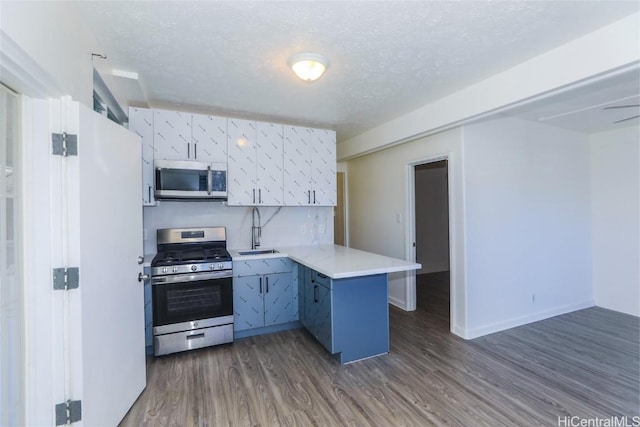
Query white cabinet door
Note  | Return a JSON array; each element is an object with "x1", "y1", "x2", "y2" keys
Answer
[
  {"x1": 129, "y1": 107, "x2": 155, "y2": 205},
  {"x1": 256, "y1": 121, "x2": 284, "y2": 205},
  {"x1": 227, "y1": 118, "x2": 257, "y2": 205},
  {"x1": 283, "y1": 125, "x2": 312, "y2": 205},
  {"x1": 310, "y1": 128, "x2": 337, "y2": 206},
  {"x1": 153, "y1": 109, "x2": 190, "y2": 160},
  {"x1": 283, "y1": 126, "x2": 336, "y2": 206},
  {"x1": 192, "y1": 113, "x2": 227, "y2": 162}
]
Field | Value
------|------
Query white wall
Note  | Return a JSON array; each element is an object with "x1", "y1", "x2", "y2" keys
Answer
[
  {"x1": 347, "y1": 128, "x2": 466, "y2": 333},
  {"x1": 143, "y1": 203, "x2": 333, "y2": 255},
  {"x1": 415, "y1": 162, "x2": 449, "y2": 274},
  {"x1": 1, "y1": 1, "x2": 127, "y2": 109},
  {"x1": 590, "y1": 126, "x2": 639, "y2": 316},
  {"x1": 462, "y1": 117, "x2": 593, "y2": 337}
]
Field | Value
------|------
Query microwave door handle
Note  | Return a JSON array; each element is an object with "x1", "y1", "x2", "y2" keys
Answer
[
  {"x1": 155, "y1": 168, "x2": 162, "y2": 195},
  {"x1": 206, "y1": 165, "x2": 212, "y2": 195}
]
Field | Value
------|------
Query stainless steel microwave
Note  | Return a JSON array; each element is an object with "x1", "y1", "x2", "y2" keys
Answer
[{"x1": 154, "y1": 159, "x2": 227, "y2": 200}]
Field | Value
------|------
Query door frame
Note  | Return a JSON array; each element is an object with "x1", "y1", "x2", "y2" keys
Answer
[
  {"x1": 404, "y1": 153, "x2": 458, "y2": 334},
  {"x1": 334, "y1": 170, "x2": 348, "y2": 246},
  {"x1": 1, "y1": 30, "x2": 66, "y2": 425}
]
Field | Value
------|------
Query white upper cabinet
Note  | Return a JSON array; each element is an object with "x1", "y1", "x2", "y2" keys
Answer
[
  {"x1": 256, "y1": 122, "x2": 284, "y2": 205},
  {"x1": 310, "y1": 128, "x2": 337, "y2": 206},
  {"x1": 153, "y1": 109, "x2": 191, "y2": 160},
  {"x1": 227, "y1": 118, "x2": 258, "y2": 205},
  {"x1": 283, "y1": 125, "x2": 311, "y2": 205},
  {"x1": 227, "y1": 119, "x2": 285, "y2": 206},
  {"x1": 128, "y1": 107, "x2": 156, "y2": 205},
  {"x1": 132, "y1": 107, "x2": 334, "y2": 207},
  {"x1": 191, "y1": 113, "x2": 227, "y2": 162},
  {"x1": 283, "y1": 126, "x2": 336, "y2": 206}
]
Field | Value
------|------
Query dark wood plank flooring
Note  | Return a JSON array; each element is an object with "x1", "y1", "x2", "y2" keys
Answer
[{"x1": 121, "y1": 272, "x2": 639, "y2": 426}]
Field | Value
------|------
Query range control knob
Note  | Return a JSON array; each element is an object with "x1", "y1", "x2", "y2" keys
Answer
[
  {"x1": 162, "y1": 267, "x2": 168, "y2": 274},
  {"x1": 210, "y1": 264, "x2": 215, "y2": 270},
  {"x1": 191, "y1": 264, "x2": 198, "y2": 272},
  {"x1": 218, "y1": 263, "x2": 224, "y2": 270},
  {"x1": 172, "y1": 266, "x2": 179, "y2": 273}
]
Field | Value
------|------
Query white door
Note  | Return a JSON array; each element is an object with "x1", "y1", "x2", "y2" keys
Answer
[{"x1": 75, "y1": 102, "x2": 146, "y2": 425}]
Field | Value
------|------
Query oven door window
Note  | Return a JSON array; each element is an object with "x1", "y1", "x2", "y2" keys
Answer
[{"x1": 153, "y1": 277, "x2": 232, "y2": 326}]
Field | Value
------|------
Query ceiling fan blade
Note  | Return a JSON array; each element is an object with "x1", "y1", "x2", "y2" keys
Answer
[
  {"x1": 613, "y1": 114, "x2": 640, "y2": 124},
  {"x1": 603, "y1": 104, "x2": 640, "y2": 110}
]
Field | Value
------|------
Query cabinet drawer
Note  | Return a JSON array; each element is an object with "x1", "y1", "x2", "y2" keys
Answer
[
  {"x1": 311, "y1": 270, "x2": 332, "y2": 289},
  {"x1": 234, "y1": 257, "x2": 293, "y2": 277}
]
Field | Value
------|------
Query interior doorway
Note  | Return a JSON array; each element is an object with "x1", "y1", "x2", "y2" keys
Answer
[
  {"x1": 334, "y1": 172, "x2": 346, "y2": 246},
  {"x1": 414, "y1": 160, "x2": 450, "y2": 326}
]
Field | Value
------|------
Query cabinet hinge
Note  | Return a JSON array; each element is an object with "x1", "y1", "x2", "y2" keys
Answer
[
  {"x1": 55, "y1": 399, "x2": 82, "y2": 425},
  {"x1": 52, "y1": 132, "x2": 78, "y2": 157},
  {"x1": 53, "y1": 267, "x2": 80, "y2": 290}
]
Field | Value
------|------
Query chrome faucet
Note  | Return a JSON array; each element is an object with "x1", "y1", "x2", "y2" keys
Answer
[{"x1": 251, "y1": 206, "x2": 261, "y2": 249}]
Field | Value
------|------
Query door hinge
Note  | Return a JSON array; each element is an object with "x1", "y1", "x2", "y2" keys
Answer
[
  {"x1": 53, "y1": 267, "x2": 79, "y2": 290},
  {"x1": 52, "y1": 132, "x2": 78, "y2": 157},
  {"x1": 55, "y1": 399, "x2": 82, "y2": 425}
]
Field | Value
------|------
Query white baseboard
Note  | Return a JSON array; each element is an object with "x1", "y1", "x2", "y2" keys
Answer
[
  {"x1": 459, "y1": 299, "x2": 595, "y2": 340},
  {"x1": 451, "y1": 324, "x2": 466, "y2": 338},
  {"x1": 388, "y1": 296, "x2": 407, "y2": 311}
]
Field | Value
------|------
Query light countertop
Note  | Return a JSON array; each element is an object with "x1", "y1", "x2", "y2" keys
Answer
[{"x1": 229, "y1": 244, "x2": 421, "y2": 279}]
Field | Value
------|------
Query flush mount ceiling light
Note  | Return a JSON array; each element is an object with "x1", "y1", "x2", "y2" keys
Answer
[{"x1": 288, "y1": 53, "x2": 329, "y2": 82}]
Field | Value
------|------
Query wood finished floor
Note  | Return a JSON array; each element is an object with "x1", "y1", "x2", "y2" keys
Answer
[{"x1": 120, "y1": 272, "x2": 640, "y2": 426}]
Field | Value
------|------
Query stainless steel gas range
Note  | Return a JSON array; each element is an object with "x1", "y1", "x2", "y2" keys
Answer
[{"x1": 150, "y1": 227, "x2": 233, "y2": 356}]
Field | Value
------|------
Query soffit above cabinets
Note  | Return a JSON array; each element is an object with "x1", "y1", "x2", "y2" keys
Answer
[{"x1": 75, "y1": 1, "x2": 639, "y2": 141}]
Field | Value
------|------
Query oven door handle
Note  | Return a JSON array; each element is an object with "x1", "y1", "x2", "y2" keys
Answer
[{"x1": 151, "y1": 271, "x2": 232, "y2": 285}]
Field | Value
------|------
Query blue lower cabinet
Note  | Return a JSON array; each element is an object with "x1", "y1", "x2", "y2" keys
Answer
[
  {"x1": 300, "y1": 267, "x2": 389, "y2": 364},
  {"x1": 233, "y1": 275, "x2": 264, "y2": 331},
  {"x1": 264, "y1": 272, "x2": 295, "y2": 326},
  {"x1": 332, "y1": 274, "x2": 389, "y2": 363},
  {"x1": 313, "y1": 282, "x2": 333, "y2": 351},
  {"x1": 143, "y1": 266, "x2": 153, "y2": 354},
  {"x1": 233, "y1": 259, "x2": 297, "y2": 335}
]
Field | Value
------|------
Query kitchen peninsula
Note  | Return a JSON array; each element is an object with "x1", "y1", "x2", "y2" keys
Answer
[{"x1": 230, "y1": 245, "x2": 421, "y2": 364}]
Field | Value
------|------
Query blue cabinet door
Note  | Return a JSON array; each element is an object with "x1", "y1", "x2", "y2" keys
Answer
[
  {"x1": 303, "y1": 272, "x2": 333, "y2": 350},
  {"x1": 314, "y1": 281, "x2": 333, "y2": 352},
  {"x1": 302, "y1": 270, "x2": 317, "y2": 334},
  {"x1": 264, "y1": 272, "x2": 294, "y2": 326},
  {"x1": 234, "y1": 259, "x2": 295, "y2": 332},
  {"x1": 233, "y1": 275, "x2": 264, "y2": 331}
]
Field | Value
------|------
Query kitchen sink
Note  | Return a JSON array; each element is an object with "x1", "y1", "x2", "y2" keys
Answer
[{"x1": 237, "y1": 248, "x2": 279, "y2": 256}]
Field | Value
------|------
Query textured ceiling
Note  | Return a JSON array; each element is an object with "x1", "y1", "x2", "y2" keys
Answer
[{"x1": 76, "y1": 1, "x2": 639, "y2": 141}]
